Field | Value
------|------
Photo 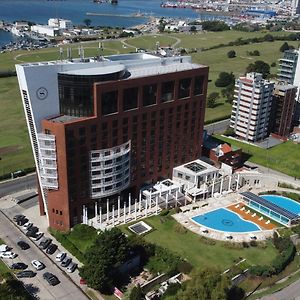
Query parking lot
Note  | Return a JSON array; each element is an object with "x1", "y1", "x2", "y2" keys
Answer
[{"x1": 0, "y1": 195, "x2": 89, "y2": 300}]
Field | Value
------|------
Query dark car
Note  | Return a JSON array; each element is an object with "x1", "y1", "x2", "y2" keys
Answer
[
  {"x1": 26, "y1": 226, "x2": 39, "y2": 237},
  {"x1": 17, "y1": 241, "x2": 30, "y2": 250},
  {"x1": 17, "y1": 218, "x2": 28, "y2": 226},
  {"x1": 43, "y1": 272, "x2": 60, "y2": 286},
  {"x1": 10, "y1": 262, "x2": 28, "y2": 270},
  {"x1": 13, "y1": 214, "x2": 25, "y2": 222},
  {"x1": 46, "y1": 244, "x2": 57, "y2": 255},
  {"x1": 61, "y1": 257, "x2": 72, "y2": 268},
  {"x1": 38, "y1": 238, "x2": 52, "y2": 250},
  {"x1": 16, "y1": 270, "x2": 36, "y2": 278}
]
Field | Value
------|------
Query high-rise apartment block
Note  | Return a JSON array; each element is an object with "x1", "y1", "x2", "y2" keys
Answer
[
  {"x1": 271, "y1": 84, "x2": 297, "y2": 137},
  {"x1": 230, "y1": 73, "x2": 274, "y2": 141},
  {"x1": 16, "y1": 53, "x2": 208, "y2": 231},
  {"x1": 278, "y1": 49, "x2": 299, "y2": 84}
]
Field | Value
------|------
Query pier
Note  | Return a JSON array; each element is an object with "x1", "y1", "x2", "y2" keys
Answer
[{"x1": 86, "y1": 12, "x2": 149, "y2": 18}]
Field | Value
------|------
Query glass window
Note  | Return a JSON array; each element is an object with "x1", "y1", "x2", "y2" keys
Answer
[
  {"x1": 178, "y1": 78, "x2": 191, "y2": 99},
  {"x1": 161, "y1": 81, "x2": 174, "y2": 102},
  {"x1": 101, "y1": 91, "x2": 118, "y2": 115},
  {"x1": 143, "y1": 84, "x2": 157, "y2": 106},
  {"x1": 194, "y1": 76, "x2": 204, "y2": 95},
  {"x1": 123, "y1": 87, "x2": 138, "y2": 111}
]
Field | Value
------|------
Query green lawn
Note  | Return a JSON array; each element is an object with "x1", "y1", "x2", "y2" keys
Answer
[
  {"x1": 215, "y1": 135, "x2": 300, "y2": 178},
  {"x1": 124, "y1": 34, "x2": 178, "y2": 49},
  {"x1": 0, "y1": 76, "x2": 34, "y2": 176},
  {"x1": 121, "y1": 215, "x2": 278, "y2": 271}
]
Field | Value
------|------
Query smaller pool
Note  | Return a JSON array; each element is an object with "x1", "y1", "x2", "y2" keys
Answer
[
  {"x1": 191, "y1": 208, "x2": 261, "y2": 233},
  {"x1": 261, "y1": 195, "x2": 300, "y2": 215}
]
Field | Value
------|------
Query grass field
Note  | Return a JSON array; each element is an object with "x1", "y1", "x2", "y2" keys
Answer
[
  {"x1": 0, "y1": 30, "x2": 298, "y2": 175},
  {"x1": 215, "y1": 135, "x2": 300, "y2": 178},
  {"x1": 121, "y1": 215, "x2": 278, "y2": 270}
]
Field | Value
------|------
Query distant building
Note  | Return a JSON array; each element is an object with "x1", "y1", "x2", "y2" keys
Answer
[
  {"x1": 48, "y1": 18, "x2": 73, "y2": 30},
  {"x1": 203, "y1": 135, "x2": 242, "y2": 170},
  {"x1": 31, "y1": 25, "x2": 60, "y2": 37},
  {"x1": 278, "y1": 49, "x2": 299, "y2": 84},
  {"x1": 230, "y1": 72, "x2": 274, "y2": 141},
  {"x1": 270, "y1": 83, "x2": 297, "y2": 137}
]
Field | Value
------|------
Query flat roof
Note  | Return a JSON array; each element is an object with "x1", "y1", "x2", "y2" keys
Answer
[
  {"x1": 59, "y1": 64, "x2": 125, "y2": 76},
  {"x1": 48, "y1": 115, "x2": 82, "y2": 123},
  {"x1": 241, "y1": 192, "x2": 300, "y2": 221},
  {"x1": 174, "y1": 159, "x2": 218, "y2": 175}
]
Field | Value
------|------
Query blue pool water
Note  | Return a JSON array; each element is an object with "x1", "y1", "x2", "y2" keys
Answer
[
  {"x1": 191, "y1": 208, "x2": 261, "y2": 233},
  {"x1": 261, "y1": 195, "x2": 300, "y2": 215}
]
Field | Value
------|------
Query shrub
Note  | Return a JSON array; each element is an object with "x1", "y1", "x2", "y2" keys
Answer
[
  {"x1": 242, "y1": 242, "x2": 249, "y2": 248},
  {"x1": 227, "y1": 50, "x2": 236, "y2": 58},
  {"x1": 177, "y1": 261, "x2": 193, "y2": 274},
  {"x1": 174, "y1": 207, "x2": 181, "y2": 213},
  {"x1": 160, "y1": 209, "x2": 170, "y2": 216},
  {"x1": 250, "y1": 240, "x2": 257, "y2": 247}
]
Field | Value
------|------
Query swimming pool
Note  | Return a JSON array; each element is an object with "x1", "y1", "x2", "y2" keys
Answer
[
  {"x1": 261, "y1": 195, "x2": 300, "y2": 215},
  {"x1": 191, "y1": 208, "x2": 261, "y2": 233}
]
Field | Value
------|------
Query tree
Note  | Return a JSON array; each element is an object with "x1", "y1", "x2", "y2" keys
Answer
[
  {"x1": 264, "y1": 34, "x2": 274, "y2": 42},
  {"x1": 280, "y1": 42, "x2": 293, "y2": 52},
  {"x1": 221, "y1": 83, "x2": 235, "y2": 104},
  {"x1": 129, "y1": 285, "x2": 143, "y2": 300},
  {"x1": 173, "y1": 268, "x2": 235, "y2": 300},
  {"x1": 215, "y1": 72, "x2": 235, "y2": 87},
  {"x1": 83, "y1": 18, "x2": 92, "y2": 27},
  {"x1": 79, "y1": 228, "x2": 130, "y2": 292},
  {"x1": 207, "y1": 92, "x2": 219, "y2": 108},
  {"x1": 227, "y1": 50, "x2": 236, "y2": 58},
  {"x1": 246, "y1": 60, "x2": 270, "y2": 78}
]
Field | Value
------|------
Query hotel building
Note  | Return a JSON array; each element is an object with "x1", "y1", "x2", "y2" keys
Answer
[
  {"x1": 230, "y1": 72, "x2": 274, "y2": 142},
  {"x1": 16, "y1": 53, "x2": 208, "y2": 231}
]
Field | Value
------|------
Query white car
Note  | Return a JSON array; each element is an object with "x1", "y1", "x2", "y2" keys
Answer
[
  {"x1": 55, "y1": 252, "x2": 66, "y2": 262},
  {"x1": 31, "y1": 232, "x2": 44, "y2": 241},
  {"x1": 0, "y1": 244, "x2": 10, "y2": 252},
  {"x1": 22, "y1": 222, "x2": 33, "y2": 230},
  {"x1": 0, "y1": 251, "x2": 17, "y2": 259},
  {"x1": 31, "y1": 260, "x2": 45, "y2": 270}
]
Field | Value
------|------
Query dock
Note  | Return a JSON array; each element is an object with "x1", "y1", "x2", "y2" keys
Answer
[{"x1": 86, "y1": 12, "x2": 149, "y2": 18}]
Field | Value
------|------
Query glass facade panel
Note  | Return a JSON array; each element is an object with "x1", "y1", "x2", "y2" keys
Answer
[
  {"x1": 143, "y1": 84, "x2": 157, "y2": 106},
  {"x1": 178, "y1": 78, "x2": 191, "y2": 99},
  {"x1": 102, "y1": 91, "x2": 118, "y2": 115},
  {"x1": 161, "y1": 81, "x2": 174, "y2": 102},
  {"x1": 123, "y1": 87, "x2": 138, "y2": 111}
]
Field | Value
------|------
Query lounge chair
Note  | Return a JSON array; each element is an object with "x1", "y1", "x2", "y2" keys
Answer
[
  {"x1": 265, "y1": 220, "x2": 270, "y2": 225},
  {"x1": 258, "y1": 216, "x2": 263, "y2": 221},
  {"x1": 241, "y1": 207, "x2": 245, "y2": 211},
  {"x1": 251, "y1": 213, "x2": 256, "y2": 217},
  {"x1": 235, "y1": 204, "x2": 240, "y2": 208},
  {"x1": 246, "y1": 210, "x2": 250, "y2": 214}
]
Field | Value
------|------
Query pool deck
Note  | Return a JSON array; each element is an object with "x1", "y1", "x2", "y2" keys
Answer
[
  {"x1": 227, "y1": 203, "x2": 277, "y2": 230},
  {"x1": 173, "y1": 193, "x2": 275, "y2": 242}
]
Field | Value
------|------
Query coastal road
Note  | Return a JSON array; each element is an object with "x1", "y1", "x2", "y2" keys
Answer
[
  {"x1": 204, "y1": 118, "x2": 230, "y2": 135},
  {"x1": 0, "y1": 173, "x2": 37, "y2": 198},
  {"x1": 0, "y1": 211, "x2": 89, "y2": 300}
]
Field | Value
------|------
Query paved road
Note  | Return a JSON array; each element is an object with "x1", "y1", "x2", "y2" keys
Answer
[
  {"x1": 0, "y1": 212, "x2": 88, "y2": 300},
  {"x1": 0, "y1": 173, "x2": 37, "y2": 198},
  {"x1": 259, "y1": 279, "x2": 300, "y2": 300},
  {"x1": 204, "y1": 119, "x2": 230, "y2": 135}
]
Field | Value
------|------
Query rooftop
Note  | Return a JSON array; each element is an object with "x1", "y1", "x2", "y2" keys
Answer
[{"x1": 174, "y1": 159, "x2": 218, "y2": 175}]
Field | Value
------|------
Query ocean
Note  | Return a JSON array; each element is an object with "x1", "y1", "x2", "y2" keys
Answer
[{"x1": 0, "y1": 0, "x2": 226, "y2": 47}]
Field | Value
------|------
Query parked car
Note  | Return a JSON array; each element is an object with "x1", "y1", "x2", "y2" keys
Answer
[
  {"x1": 43, "y1": 272, "x2": 60, "y2": 286},
  {"x1": 17, "y1": 218, "x2": 28, "y2": 226},
  {"x1": 55, "y1": 252, "x2": 66, "y2": 262},
  {"x1": 22, "y1": 222, "x2": 33, "y2": 230},
  {"x1": 17, "y1": 241, "x2": 30, "y2": 250},
  {"x1": 10, "y1": 262, "x2": 28, "y2": 270},
  {"x1": 0, "y1": 244, "x2": 11, "y2": 252},
  {"x1": 46, "y1": 244, "x2": 57, "y2": 255},
  {"x1": 31, "y1": 260, "x2": 45, "y2": 270},
  {"x1": 13, "y1": 214, "x2": 25, "y2": 222},
  {"x1": 66, "y1": 262, "x2": 77, "y2": 273},
  {"x1": 26, "y1": 226, "x2": 39, "y2": 237},
  {"x1": 16, "y1": 270, "x2": 36, "y2": 278},
  {"x1": 32, "y1": 232, "x2": 44, "y2": 241},
  {"x1": 38, "y1": 238, "x2": 52, "y2": 250},
  {"x1": 0, "y1": 251, "x2": 17, "y2": 259},
  {"x1": 61, "y1": 257, "x2": 72, "y2": 268}
]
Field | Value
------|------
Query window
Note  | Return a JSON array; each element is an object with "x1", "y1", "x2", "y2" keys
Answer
[
  {"x1": 143, "y1": 84, "x2": 157, "y2": 106},
  {"x1": 102, "y1": 91, "x2": 118, "y2": 115},
  {"x1": 161, "y1": 81, "x2": 174, "y2": 102},
  {"x1": 79, "y1": 127, "x2": 86, "y2": 136},
  {"x1": 178, "y1": 78, "x2": 191, "y2": 99},
  {"x1": 90, "y1": 125, "x2": 97, "y2": 133},
  {"x1": 123, "y1": 87, "x2": 138, "y2": 111},
  {"x1": 178, "y1": 173, "x2": 183, "y2": 178},
  {"x1": 194, "y1": 76, "x2": 204, "y2": 95}
]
